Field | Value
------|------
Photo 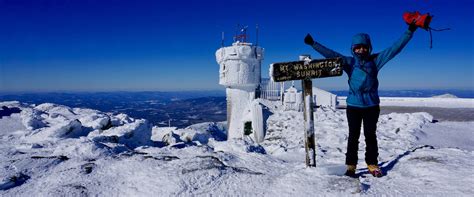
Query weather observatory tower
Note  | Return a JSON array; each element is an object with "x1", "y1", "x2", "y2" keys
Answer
[{"x1": 215, "y1": 25, "x2": 265, "y2": 141}]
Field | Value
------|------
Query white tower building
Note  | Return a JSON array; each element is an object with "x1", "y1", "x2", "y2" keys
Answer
[{"x1": 215, "y1": 29, "x2": 264, "y2": 141}]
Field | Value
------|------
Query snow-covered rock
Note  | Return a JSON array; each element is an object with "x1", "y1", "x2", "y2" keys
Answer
[
  {"x1": 151, "y1": 122, "x2": 227, "y2": 147},
  {"x1": 94, "y1": 119, "x2": 152, "y2": 148},
  {"x1": 42, "y1": 119, "x2": 83, "y2": 138},
  {"x1": 19, "y1": 107, "x2": 47, "y2": 130}
]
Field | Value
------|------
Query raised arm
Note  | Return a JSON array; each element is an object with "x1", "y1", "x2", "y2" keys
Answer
[
  {"x1": 374, "y1": 26, "x2": 416, "y2": 70},
  {"x1": 305, "y1": 34, "x2": 346, "y2": 59},
  {"x1": 305, "y1": 34, "x2": 353, "y2": 74}
]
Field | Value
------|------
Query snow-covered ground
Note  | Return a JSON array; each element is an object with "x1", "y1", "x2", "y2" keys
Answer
[
  {"x1": 0, "y1": 100, "x2": 473, "y2": 196},
  {"x1": 339, "y1": 96, "x2": 474, "y2": 108}
]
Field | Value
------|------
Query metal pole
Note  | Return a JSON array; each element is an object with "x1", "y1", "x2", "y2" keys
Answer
[
  {"x1": 280, "y1": 82, "x2": 285, "y2": 104},
  {"x1": 256, "y1": 24, "x2": 259, "y2": 46}
]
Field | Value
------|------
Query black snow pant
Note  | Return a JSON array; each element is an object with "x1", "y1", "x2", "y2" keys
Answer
[{"x1": 345, "y1": 105, "x2": 380, "y2": 166}]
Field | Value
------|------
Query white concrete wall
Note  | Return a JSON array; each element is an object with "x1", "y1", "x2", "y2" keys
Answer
[
  {"x1": 312, "y1": 87, "x2": 337, "y2": 110},
  {"x1": 226, "y1": 88, "x2": 253, "y2": 139}
]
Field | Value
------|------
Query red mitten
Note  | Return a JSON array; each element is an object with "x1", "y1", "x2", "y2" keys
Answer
[{"x1": 403, "y1": 11, "x2": 432, "y2": 30}]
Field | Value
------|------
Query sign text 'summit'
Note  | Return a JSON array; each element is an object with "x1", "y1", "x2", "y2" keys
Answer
[{"x1": 271, "y1": 58, "x2": 343, "y2": 82}]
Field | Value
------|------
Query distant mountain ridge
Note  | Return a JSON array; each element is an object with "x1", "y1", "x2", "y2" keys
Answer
[
  {"x1": 331, "y1": 89, "x2": 474, "y2": 98},
  {"x1": 0, "y1": 92, "x2": 226, "y2": 128},
  {"x1": 1, "y1": 90, "x2": 472, "y2": 128},
  {"x1": 432, "y1": 93, "x2": 458, "y2": 98}
]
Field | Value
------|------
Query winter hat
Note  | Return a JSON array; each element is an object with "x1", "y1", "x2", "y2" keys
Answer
[{"x1": 351, "y1": 33, "x2": 372, "y2": 54}]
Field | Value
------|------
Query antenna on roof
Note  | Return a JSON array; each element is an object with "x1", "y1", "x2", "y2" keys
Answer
[
  {"x1": 234, "y1": 24, "x2": 248, "y2": 43},
  {"x1": 233, "y1": 24, "x2": 239, "y2": 42},
  {"x1": 256, "y1": 24, "x2": 259, "y2": 46},
  {"x1": 221, "y1": 31, "x2": 225, "y2": 47}
]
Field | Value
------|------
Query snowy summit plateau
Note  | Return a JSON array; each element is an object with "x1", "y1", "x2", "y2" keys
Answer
[{"x1": 1, "y1": 27, "x2": 473, "y2": 196}]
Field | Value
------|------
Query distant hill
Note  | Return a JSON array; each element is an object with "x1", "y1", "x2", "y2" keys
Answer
[
  {"x1": 432, "y1": 93, "x2": 458, "y2": 98},
  {"x1": 331, "y1": 89, "x2": 474, "y2": 98},
  {"x1": 1, "y1": 90, "x2": 472, "y2": 128},
  {"x1": 0, "y1": 91, "x2": 226, "y2": 128}
]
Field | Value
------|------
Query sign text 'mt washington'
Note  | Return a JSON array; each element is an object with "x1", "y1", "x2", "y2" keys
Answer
[{"x1": 271, "y1": 57, "x2": 343, "y2": 82}]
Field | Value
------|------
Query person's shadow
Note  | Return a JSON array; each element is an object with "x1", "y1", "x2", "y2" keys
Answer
[
  {"x1": 357, "y1": 145, "x2": 435, "y2": 177},
  {"x1": 0, "y1": 106, "x2": 22, "y2": 118}
]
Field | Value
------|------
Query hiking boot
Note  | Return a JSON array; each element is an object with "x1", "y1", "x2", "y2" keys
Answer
[
  {"x1": 367, "y1": 165, "x2": 383, "y2": 177},
  {"x1": 344, "y1": 165, "x2": 357, "y2": 178}
]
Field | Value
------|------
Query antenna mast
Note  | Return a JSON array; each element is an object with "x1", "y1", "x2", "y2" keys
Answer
[
  {"x1": 233, "y1": 24, "x2": 248, "y2": 43},
  {"x1": 221, "y1": 32, "x2": 225, "y2": 47},
  {"x1": 256, "y1": 24, "x2": 259, "y2": 46}
]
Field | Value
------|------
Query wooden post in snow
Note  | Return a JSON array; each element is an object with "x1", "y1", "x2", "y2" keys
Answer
[
  {"x1": 270, "y1": 55, "x2": 343, "y2": 167},
  {"x1": 302, "y1": 78, "x2": 316, "y2": 167},
  {"x1": 299, "y1": 54, "x2": 316, "y2": 167}
]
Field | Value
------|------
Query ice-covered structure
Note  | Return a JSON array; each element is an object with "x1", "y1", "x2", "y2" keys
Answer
[
  {"x1": 215, "y1": 37, "x2": 265, "y2": 142},
  {"x1": 284, "y1": 86, "x2": 303, "y2": 111},
  {"x1": 215, "y1": 27, "x2": 342, "y2": 143},
  {"x1": 313, "y1": 87, "x2": 338, "y2": 110}
]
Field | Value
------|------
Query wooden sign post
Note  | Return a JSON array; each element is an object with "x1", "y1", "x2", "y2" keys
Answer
[{"x1": 270, "y1": 56, "x2": 342, "y2": 167}]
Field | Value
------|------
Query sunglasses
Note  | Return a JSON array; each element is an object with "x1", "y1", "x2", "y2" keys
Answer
[{"x1": 353, "y1": 45, "x2": 368, "y2": 50}]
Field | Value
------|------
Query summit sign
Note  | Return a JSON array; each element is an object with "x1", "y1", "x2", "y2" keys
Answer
[
  {"x1": 269, "y1": 56, "x2": 343, "y2": 167},
  {"x1": 271, "y1": 57, "x2": 343, "y2": 82}
]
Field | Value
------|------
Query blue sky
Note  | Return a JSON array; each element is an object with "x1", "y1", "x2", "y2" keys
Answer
[{"x1": 0, "y1": 0, "x2": 473, "y2": 92}]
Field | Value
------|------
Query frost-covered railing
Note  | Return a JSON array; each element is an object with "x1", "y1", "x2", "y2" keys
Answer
[{"x1": 260, "y1": 78, "x2": 284, "y2": 101}]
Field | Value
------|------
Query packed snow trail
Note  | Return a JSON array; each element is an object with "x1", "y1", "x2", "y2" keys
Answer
[{"x1": 0, "y1": 101, "x2": 473, "y2": 196}]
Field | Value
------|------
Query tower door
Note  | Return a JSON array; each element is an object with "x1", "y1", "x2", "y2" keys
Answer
[{"x1": 244, "y1": 121, "x2": 253, "y2": 136}]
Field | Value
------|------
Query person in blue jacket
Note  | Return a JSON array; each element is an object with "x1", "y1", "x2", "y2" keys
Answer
[{"x1": 304, "y1": 24, "x2": 417, "y2": 177}]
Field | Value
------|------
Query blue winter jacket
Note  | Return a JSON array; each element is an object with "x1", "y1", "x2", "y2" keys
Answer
[{"x1": 310, "y1": 30, "x2": 414, "y2": 108}]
